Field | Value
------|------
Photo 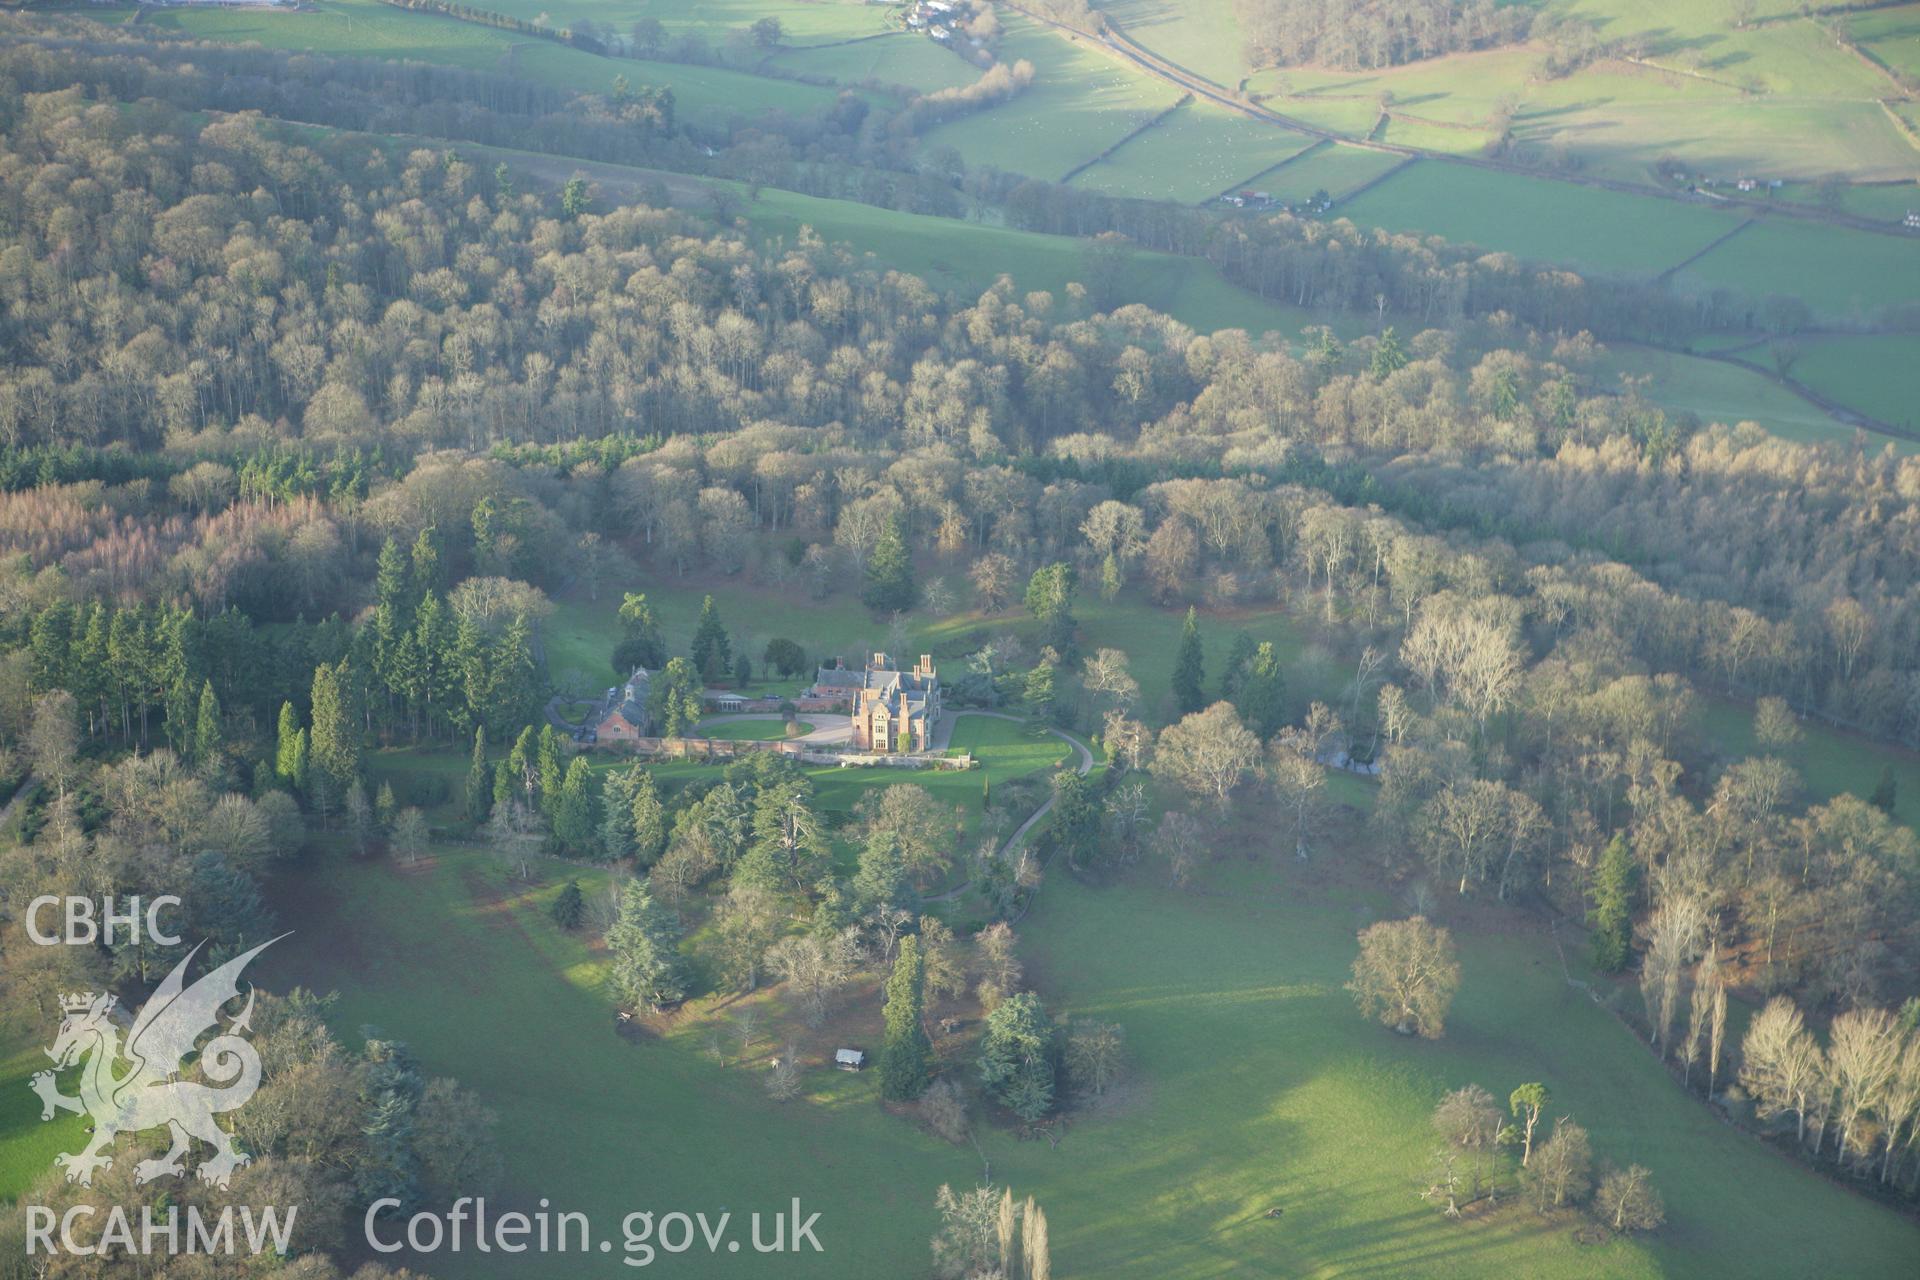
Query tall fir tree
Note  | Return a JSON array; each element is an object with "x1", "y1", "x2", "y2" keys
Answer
[
  {"x1": 1235, "y1": 642, "x2": 1286, "y2": 740},
  {"x1": 1171, "y1": 607, "x2": 1206, "y2": 714},
  {"x1": 1588, "y1": 834, "x2": 1635, "y2": 973},
  {"x1": 689, "y1": 596, "x2": 732, "y2": 685},
  {"x1": 1870, "y1": 764, "x2": 1897, "y2": 814},
  {"x1": 630, "y1": 768, "x2": 668, "y2": 865},
  {"x1": 309, "y1": 660, "x2": 359, "y2": 791},
  {"x1": 863, "y1": 514, "x2": 918, "y2": 613},
  {"x1": 606, "y1": 878, "x2": 686, "y2": 1010},
  {"x1": 193, "y1": 679, "x2": 222, "y2": 767},
  {"x1": 614, "y1": 592, "x2": 667, "y2": 672},
  {"x1": 552, "y1": 756, "x2": 598, "y2": 855},
  {"x1": 536, "y1": 724, "x2": 565, "y2": 818},
  {"x1": 465, "y1": 726, "x2": 492, "y2": 824},
  {"x1": 879, "y1": 935, "x2": 932, "y2": 1101},
  {"x1": 275, "y1": 701, "x2": 306, "y2": 788},
  {"x1": 599, "y1": 764, "x2": 642, "y2": 861}
]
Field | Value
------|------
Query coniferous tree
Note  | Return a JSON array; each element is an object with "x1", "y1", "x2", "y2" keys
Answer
[
  {"x1": 1235, "y1": 641, "x2": 1286, "y2": 739},
  {"x1": 278, "y1": 694, "x2": 307, "y2": 786},
  {"x1": 1870, "y1": 764, "x2": 1897, "y2": 814},
  {"x1": 193, "y1": 679, "x2": 223, "y2": 768},
  {"x1": 606, "y1": 878, "x2": 687, "y2": 1010},
  {"x1": 630, "y1": 769, "x2": 668, "y2": 865},
  {"x1": 551, "y1": 879, "x2": 586, "y2": 930},
  {"x1": 613, "y1": 592, "x2": 667, "y2": 673},
  {"x1": 536, "y1": 724, "x2": 565, "y2": 818},
  {"x1": 465, "y1": 726, "x2": 492, "y2": 824},
  {"x1": 863, "y1": 514, "x2": 918, "y2": 613},
  {"x1": 1171, "y1": 607, "x2": 1206, "y2": 714},
  {"x1": 552, "y1": 756, "x2": 598, "y2": 855},
  {"x1": 880, "y1": 935, "x2": 932, "y2": 1101},
  {"x1": 1589, "y1": 834, "x2": 1635, "y2": 973},
  {"x1": 690, "y1": 596, "x2": 732, "y2": 685},
  {"x1": 979, "y1": 992, "x2": 1055, "y2": 1123},
  {"x1": 600, "y1": 763, "x2": 641, "y2": 861},
  {"x1": 356, "y1": 1039, "x2": 424, "y2": 1213},
  {"x1": 309, "y1": 660, "x2": 359, "y2": 792}
]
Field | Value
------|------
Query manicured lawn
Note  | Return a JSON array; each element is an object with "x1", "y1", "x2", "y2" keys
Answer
[{"x1": 697, "y1": 719, "x2": 812, "y2": 740}]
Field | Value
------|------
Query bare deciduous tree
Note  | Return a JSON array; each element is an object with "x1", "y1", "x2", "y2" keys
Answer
[
  {"x1": 1349, "y1": 916, "x2": 1461, "y2": 1039},
  {"x1": 1154, "y1": 702, "x2": 1261, "y2": 807}
]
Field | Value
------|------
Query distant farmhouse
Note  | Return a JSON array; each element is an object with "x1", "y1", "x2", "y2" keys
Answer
[
  {"x1": 595, "y1": 667, "x2": 652, "y2": 743},
  {"x1": 808, "y1": 652, "x2": 941, "y2": 753}
]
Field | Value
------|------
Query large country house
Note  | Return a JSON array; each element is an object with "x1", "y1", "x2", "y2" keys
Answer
[
  {"x1": 809, "y1": 653, "x2": 941, "y2": 754},
  {"x1": 595, "y1": 667, "x2": 652, "y2": 743}
]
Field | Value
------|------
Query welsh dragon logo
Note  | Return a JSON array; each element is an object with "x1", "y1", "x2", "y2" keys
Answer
[{"x1": 29, "y1": 936, "x2": 283, "y2": 1189}]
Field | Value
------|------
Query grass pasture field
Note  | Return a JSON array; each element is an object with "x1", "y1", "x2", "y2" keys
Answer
[
  {"x1": 1094, "y1": 0, "x2": 1248, "y2": 88},
  {"x1": 138, "y1": 0, "x2": 842, "y2": 127},
  {"x1": 1783, "y1": 333, "x2": 1920, "y2": 434},
  {"x1": 733, "y1": 185, "x2": 1316, "y2": 334},
  {"x1": 1604, "y1": 342, "x2": 1908, "y2": 449},
  {"x1": 1262, "y1": 141, "x2": 1409, "y2": 203},
  {"x1": 765, "y1": 31, "x2": 980, "y2": 92},
  {"x1": 1699, "y1": 696, "x2": 1920, "y2": 836},
  {"x1": 1852, "y1": 3, "x2": 1920, "y2": 81},
  {"x1": 48, "y1": 792, "x2": 1898, "y2": 1280},
  {"x1": 483, "y1": 0, "x2": 887, "y2": 47},
  {"x1": 1068, "y1": 98, "x2": 1319, "y2": 203},
  {"x1": 1671, "y1": 215, "x2": 1920, "y2": 320},
  {"x1": 919, "y1": 11, "x2": 1180, "y2": 181},
  {"x1": 1335, "y1": 159, "x2": 1746, "y2": 276}
]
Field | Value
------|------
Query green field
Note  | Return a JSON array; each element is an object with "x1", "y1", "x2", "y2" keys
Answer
[
  {"x1": 139, "y1": 0, "x2": 841, "y2": 126},
  {"x1": 1337, "y1": 159, "x2": 1746, "y2": 276},
  {"x1": 1070, "y1": 98, "x2": 1319, "y2": 203},
  {"x1": 1785, "y1": 333, "x2": 1920, "y2": 433},
  {"x1": 766, "y1": 31, "x2": 979, "y2": 92},
  {"x1": 1853, "y1": 3, "x2": 1920, "y2": 80},
  {"x1": 1211, "y1": 3, "x2": 1915, "y2": 186},
  {"x1": 1673, "y1": 216, "x2": 1920, "y2": 319},
  {"x1": 1700, "y1": 695, "x2": 1920, "y2": 836},
  {"x1": 484, "y1": 0, "x2": 887, "y2": 46},
  {"x1": 0, "y1": 1044, "x2": 87, "y2": 1204},
  {"x1": 734, "y1": 185, "x2": 1316, "y2": 334},
  {"x1": 1606, "y1": 341, "x2": 1912, "y2": 450},
  {"x1": 920, "y1": 11, "x2": 1180, "y2": 180},
  {"x1": 61, "y1": 806, "x2": 1902, "y2": 1279},
  {"x1": 1096, "y1": 0, "x2": 1247, "y2": 88},
  {"x1": 1264, "y1": 141, "x2": 1409, "y2": 203}
]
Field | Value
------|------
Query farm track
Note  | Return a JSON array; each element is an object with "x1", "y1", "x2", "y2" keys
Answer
[
  {"x1": 1007, "y1": 2, "x2": 1920, "y2": 240},
  {"x1": 1696, "y1": 350, "x2": 1920, "y2": 441}
]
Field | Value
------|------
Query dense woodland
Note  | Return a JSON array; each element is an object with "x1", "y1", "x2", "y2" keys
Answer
[
  {"x1": 1235, "y1": 0, "x2": 1533, "y2": 71},
  {"x1": 0, "y1": 20, "x2": 1918, "y2": 1275}
]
